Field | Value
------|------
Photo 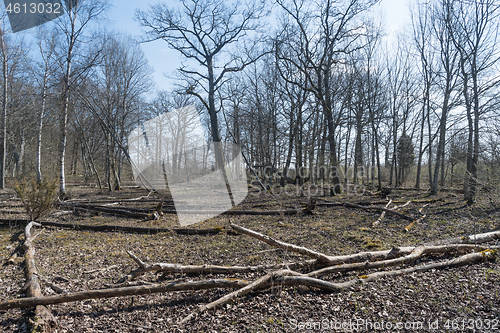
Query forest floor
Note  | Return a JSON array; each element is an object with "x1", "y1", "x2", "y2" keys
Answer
[{"x1": 0, "y1": 182, "x2": 499, "y2": 332}]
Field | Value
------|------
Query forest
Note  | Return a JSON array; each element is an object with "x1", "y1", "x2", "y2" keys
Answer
[
  {"x1": 0, "y1": 0, "x2": 497, "y2": 200},
  {"x1": 0, "y1": 0, "x2": 499, "y2": 332}
]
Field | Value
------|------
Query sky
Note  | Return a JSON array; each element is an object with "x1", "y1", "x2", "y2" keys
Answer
[
  {"x1": 2, "y1": 0, "x2": 410, "y2": 95},
  {"x1": 107, "y1": 0, "x2": 411, "y2": 95}
]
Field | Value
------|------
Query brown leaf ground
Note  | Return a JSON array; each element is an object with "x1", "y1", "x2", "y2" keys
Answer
[{"x1": 0, "y1": 184, "x2": 499, "y2": 332}]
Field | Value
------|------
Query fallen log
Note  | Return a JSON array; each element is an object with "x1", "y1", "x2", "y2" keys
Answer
[
  {"x1": 62, "y1": 197, "x2": 167, "y2": 204},
  {"x1": 117, "y1": 251, "x2": 311, "y2": 283},
  {"x1": 426, "y1": 230, "x2": 500, "y2": 245},
  {"x1": 58, "y1": 203, "x2": 312, "y2": 217},
  {"x1": 179, "y1": 269, "x2": 303, "y2": 324},
  {"x1": 0, "y1": 210, "x2": 24, "y2": 215},
  {"x1": 373, "y1": 200, "x2": 392, "y2": 226},
  {"x1": 317, "y1": 198, "x2": 441, "y2": 208},
  {"x1": 3, "y1": 248, "x2": 494, "y2": 315},
  {"x1": 0, "y1": 219, "x2": 234, "y2": 236},
  {"x1": 0, "y1": 279, "x2": 248, "y2": 310},
  {"x1": 23, "y1": 222, "x2": 55, "y2": 329},
  {"x1": 179, "y1": 249, "x2": 496, "y2": 324},
  {"x1": 358, "y1": 250, "x2": 496, "y2": 282},
  {"x1": 57, "y1": 203, "x2": 152, "y2": 219},
  {"x1": 343, "y1": 202, "x2": 414, "y2": 221},
  {"x1": 230, "y1": 223, "x2": 333, "y2": 264},
  {"x1": 306, "y1": 244, "x2": 488, "y2": 278},
  {"x1": 230, "y1": 223, "x2": 419, "y2": 266}
]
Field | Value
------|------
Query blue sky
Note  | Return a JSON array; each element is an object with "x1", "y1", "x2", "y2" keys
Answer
[
  {"x1": 107, "y1": 0, "x2": 182, "y2": 93},
  {"x1": 107, "y1": 0, "x2": 411, "y2": 94},
  {"x1": 4, "y1": 0, "x2": 410, "y2": 95}
]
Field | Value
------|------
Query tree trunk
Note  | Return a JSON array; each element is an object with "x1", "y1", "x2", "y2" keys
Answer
[
  {"x1": 36, "y1": 79, "x2": 48, "y2": 183},
  {"x1": 207, "y1": 56, "x2": 234, "y2": 206},
  {"x1": 0, "y1": 29, "x2": 7, "y2": 189}
]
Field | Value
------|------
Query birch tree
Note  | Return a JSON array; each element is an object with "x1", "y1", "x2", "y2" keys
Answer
[{"x1": 56, "y1": 0, "x2": 108, "y2": 195}]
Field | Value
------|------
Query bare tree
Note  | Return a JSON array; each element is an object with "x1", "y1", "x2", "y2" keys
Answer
[
  {"x1": 56, "y1": 0, "x2": 108, "y2": 195},
  {"x1": 136, "y1": 0, "x2": 268, "y2": 203},
  {"x1": 275, "y1": 0, "x2": 379, "y2": 194},
  {"x1": 446, "y1": 0, "x2": 500, "y2": 203},
  {"x1": 27, "y1": 27, "x2": 59, "y2": 183},
  {"x1": 0, "y1": 13, "x2": 25, "y2": 188},
  {"x1": 429, "y1": 0, "x2": 460, "y2": 194}
]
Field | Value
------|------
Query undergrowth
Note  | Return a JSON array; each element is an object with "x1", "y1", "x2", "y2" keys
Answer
[{"x1": 14, "y1": 177, "x2": 58, "y2": 221}]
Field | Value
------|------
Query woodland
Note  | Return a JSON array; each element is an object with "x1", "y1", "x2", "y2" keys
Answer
[{"x1": 0, "y1": 0, "x2": 499, "y2": 332}]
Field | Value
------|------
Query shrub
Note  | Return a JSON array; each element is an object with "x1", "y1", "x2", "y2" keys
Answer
[{"x1": 14, "y1": 178, "x2": 58, "y2": 221}]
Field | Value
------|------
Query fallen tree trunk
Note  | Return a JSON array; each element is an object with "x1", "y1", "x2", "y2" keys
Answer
[
  {"x1": 179, "y1": 250, "x2": 496, "y2": 324},
  {"x1": 23, "y1": 222, "x2": 55, "y2": 329},
  {"x1": 117, "y1": 251, "x2": 314, "y2": 283},
  {"x1": 358, "y1": 250, "x2": 496, "y2": 282},
  {"x1": 58, "y1": 203, "x2": 314, "y2": 217},
  {"x1": 230, "y1": 223, "x2": 333, "y2": 264},
  {"x1": 1, "y1": 222, "x2": 497, "y2": 328},
  {"x1": 57, "y1": 203, "x2": 152, "y2": 219},
  {"x1": 62, "y1": 197, "x2": 167, "y2": 204},
  {"x1": 0, "y1": 210, "x2": 24, "y2": 215},
  {"x1": 317, "y1": 198, "x2": 441, "y2": 208},
  {"x1": 426, "y1": 230, "x2": 500, "y2": 246},
  {"x1": 306, "y1": 244, "x2": 488, "y2": 278},
  {"x1": 3, "y1": 249, "x2": 494, "y2": 314},
  {"x1": 343, "y1": 202, "x2": 414, "y2": 221},
  {"x1": 179, "y1": 269, "x2": 304, "y2": 324},
  {"x1": 373, "y1": 200, "x2": 392, "y2": 226},
  {"x1": 230, "y1": 223, "x2": 419, "y2": 265},
  {"x1": 0, "y1": 219, "x2": 234, "y2": 235},
  {"x1": 230, "y1": 224, "x2": 496, "y2": 267},
  {"x1": 0, "y1": 279, "x2": 248, "y2": 310}
]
